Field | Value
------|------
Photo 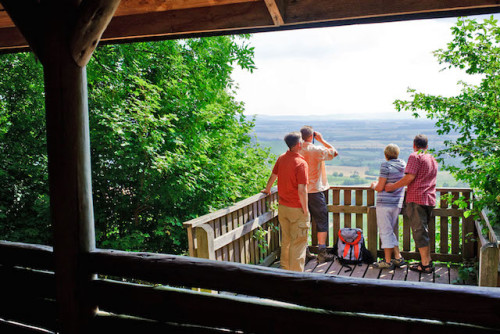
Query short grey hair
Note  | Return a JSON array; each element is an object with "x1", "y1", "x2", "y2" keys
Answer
[
  {"x1": 300, "y1": 126, "x2": 314, "y2": 140},
  {"x1": 284, "y1": 132, "x2": 302, "y2": 149}
]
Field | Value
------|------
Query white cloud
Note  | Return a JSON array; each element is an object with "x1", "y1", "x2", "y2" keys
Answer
[{"x1": 232, "y1": 15, "x2": 491, "y2": 118}]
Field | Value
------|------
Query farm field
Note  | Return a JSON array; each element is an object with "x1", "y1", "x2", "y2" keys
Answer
[{"x1": 252, "y1": 115, "x2": 467, "y2": 187}]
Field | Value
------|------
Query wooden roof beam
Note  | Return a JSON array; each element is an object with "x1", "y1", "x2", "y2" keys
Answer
[
  {"x1": 114, "y1": 0, "x2": 260, "y2": 16},
  {"x1": 71, "y1": 0, "x2": 122, "y2": 67},
  {"x1": 264, "y1": 0, "x2": 285, "y2": 26},
  {"x1": 100, "y1": 0, "x2": 500, "y2": 43},
  {"x1": 0, "y1": 0, "x2": 43, "y2": 58},
  {"x1": 1, "y1": 0, "x2": 500, "y2": 53}
]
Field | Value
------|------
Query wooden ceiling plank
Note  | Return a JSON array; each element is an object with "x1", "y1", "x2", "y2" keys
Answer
[
  {"x1": 284, "y1": 0, "x2": 500, "y2": 24},
  {"x1": 264, "y1": 0, "x2": 285, "y2": 26},
  {"x1": 102, "y1": 1, "x2": 273, "y2": 41},
  {"x1": 0, "y1": 0, "x2": 42, "y2": 57},
  {"x1": 71, "y1": 0, "x2": 122, "y2": 67},
  {"x1": 101, "y1": 0, "x2": 500, "y2": 42},
  {"x1": 114, "y1": 0, "x2": 260, "y2": 16}
]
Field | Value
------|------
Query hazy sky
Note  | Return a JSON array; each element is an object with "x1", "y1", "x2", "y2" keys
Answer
[{"x1": 232, "y1": 15, "x2": 494, "y2": 119}]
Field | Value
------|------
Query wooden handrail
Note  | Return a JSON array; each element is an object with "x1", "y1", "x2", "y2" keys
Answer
[
  {"x1": 0, "y1": 240, "x2": 54, "y2": 271},
  {"x1": 330, "y1": 186, "x2": 473, "y2": 193},
  {"x1": 213, "y1": 210, "x2": 277, "y2": 250},
  {"x1": 183, "y1": 187, "x2": 278, "y2": 229},
  {"x1": 87, "y1": 248, "x2": 500, "y2": 328},
  {"x1": 475, "y1": 209, "x2": 500, "y2": 287},
  {"x1": 480, "y1": 209, "x2": 499, "y2": 245}
]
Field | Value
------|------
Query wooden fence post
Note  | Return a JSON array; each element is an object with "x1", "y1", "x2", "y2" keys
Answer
[
  {"x1": 367, "y1": 207, "x2": 378, "y2": 258},
  {"x1": 479, "y1": 242, "x2": 499, "y2": 287},
  {"x1": 196, "y1": 225, "x2": 216, "y2": 260},
  {"x1": 462, "y1": 216, "x2": 476, "y2": 260}
]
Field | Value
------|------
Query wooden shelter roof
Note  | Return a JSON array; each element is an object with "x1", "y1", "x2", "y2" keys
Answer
[{"x1": 1, "y1": 0, "x2": 500, "y2": 54}]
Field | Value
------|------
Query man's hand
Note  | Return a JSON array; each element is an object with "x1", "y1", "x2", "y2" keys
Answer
[
  {"x1": 314, "y1": 131, "x2": 335, "y2": 152},
  {"x1": 262, "y1": 174, "x2": 277, "y2": 196},
  {"x1": 314, "y1": 131, "x2": 324, "y2": 142}
]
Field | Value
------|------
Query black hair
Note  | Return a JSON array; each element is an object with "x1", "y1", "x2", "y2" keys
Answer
[
  {"x1": 284, "y1": 132, "x2": 301, "y2": 149},
  {"x1": 414, "y1": 134, "x2": 428, "y2": 149}
]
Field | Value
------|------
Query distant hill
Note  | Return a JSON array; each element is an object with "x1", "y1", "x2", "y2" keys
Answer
[{"x1": 251, "y1": 115, "x2": 466, "y2": 187}]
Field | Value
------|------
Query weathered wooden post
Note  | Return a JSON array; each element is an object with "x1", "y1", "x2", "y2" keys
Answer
[
  {"x1": 196, "y1": 225, "x2": 216, "y2": 260},
  {"x1": 479, "y1": 242, "x2": 499, "y2": 287},
  {"x1": 367, "y1": 206, "x2": 378, "y2": 258},
  {"x1": 1, "y1": 0, "x2": 120, "y2": 332}
]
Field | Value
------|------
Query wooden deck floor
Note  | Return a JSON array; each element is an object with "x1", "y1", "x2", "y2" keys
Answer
[{"x1": 300, "y1": 259, "x2": 460, "y2": 284}]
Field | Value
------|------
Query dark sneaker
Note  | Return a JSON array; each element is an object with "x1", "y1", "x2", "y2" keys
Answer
[
  {"x1": 392, "y1": 257, "x2": 407, "y2": 267},
  {"x1": 317, "y1": 248, "x2": 334, "y2": 264},
  {"x1": 373, "y1": 260, "x2": 394, "y2": 270},
  {"x1": 306, "y1": 248, "x2": 316, "y2": 261}
]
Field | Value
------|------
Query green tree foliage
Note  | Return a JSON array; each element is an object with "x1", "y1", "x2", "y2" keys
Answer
[
  {"x1": 0, "y1": 36, "x2": 273, "y2": 253},
  {"x1": 0, "y1": 54, "x2": 49, "y2": 244},
  {"x1": 395, "y1": 17, "x2": 500, "y2": 223}
]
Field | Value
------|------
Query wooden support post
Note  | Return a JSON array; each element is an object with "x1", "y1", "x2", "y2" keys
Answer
[
  {"x1": 479, "y1": 242, "x2": 499, "y2": 287},
  {"x1": 332, "y1": 189, "x2": 340, "y2": 243},
  {"x1": 367, "y1": 206, "x2": 377, "y2": 259},
  {"x1": 311, "y1": 214, "x2": 318, "y2": 247},
  {"x1": 196, "y1": 225, "x2": 216, "y2": 260},
  {"x1": 462, "y1": 192, "x2": 475, "y2": 260},
  {"x1": 2, "y1": 0, "x2": 118, "y2": 332},
  {"x1": 186, "y1": 226, "x2": 196, "y2": 257},
  {"x1": 44, "y1": 23, "x2": 97, "y2": 334},
  {"x1": 70, "y1": 0, "x2": 121, "y2": 67},
  {"x1": 324, "y1": 189, "x2": 329, "y2": 247}
]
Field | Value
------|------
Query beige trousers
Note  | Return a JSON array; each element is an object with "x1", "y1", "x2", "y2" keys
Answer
[{"x1": 278, "y1": 205, "x2": 310, "y2": 272}]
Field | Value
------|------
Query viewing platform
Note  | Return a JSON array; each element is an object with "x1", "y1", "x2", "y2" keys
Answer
[{"x1": 183, "y1": 185, "x2": 499, "y2": 287}]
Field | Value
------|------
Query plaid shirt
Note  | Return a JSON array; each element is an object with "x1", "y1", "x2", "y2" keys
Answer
[{"x1": 405, "y1": 151, "x2": 438, "y2": 206}]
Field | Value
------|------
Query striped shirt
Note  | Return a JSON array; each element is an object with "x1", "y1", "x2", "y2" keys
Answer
[{"x1": 376, "y1": 159, "x2": 406, "y2": 208}]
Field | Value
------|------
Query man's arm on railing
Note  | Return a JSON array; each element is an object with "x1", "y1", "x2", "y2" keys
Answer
[
  {"x1": 385, "y1": 173, "x2": 415, "y2": 192},
  {"x1": 262, "y1": 173, "x2": 278, "y2": 194}
]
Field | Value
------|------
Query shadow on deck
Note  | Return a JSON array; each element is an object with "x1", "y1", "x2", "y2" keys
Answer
[{"x1": 303, "y1": 258, "x2": 459, "y2": 284}]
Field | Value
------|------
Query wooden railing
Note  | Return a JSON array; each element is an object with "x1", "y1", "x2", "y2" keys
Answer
[
  {"x1": 324, "y1": 186, "x2": 476, "y2": 263},
  {"x1": 1, "y1": 240, "x2": 500, "y2": 333},
  {"x1": 185, "y1": 186, "x2": 478, "y2": 266},
  {"x1": 183, "y1": 187, "x2": 280, "y2": 266},
  {"x1": 476, "y1": 209, "x2": 500, "y2": 287},
  {"x1": 1, "y1": 187, "x2": 498, "y2": 333}
]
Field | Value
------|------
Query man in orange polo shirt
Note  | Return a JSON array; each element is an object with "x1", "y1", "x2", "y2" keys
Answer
[{"x1": 262, "y1": 132, "x2": 310, "y2": 272}]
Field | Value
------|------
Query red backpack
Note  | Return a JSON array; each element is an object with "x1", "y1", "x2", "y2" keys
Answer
[{"x1": 333, "y1": 228, "x2": 374, "y2": 271}]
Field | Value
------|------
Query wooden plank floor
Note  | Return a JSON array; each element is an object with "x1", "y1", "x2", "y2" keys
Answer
[{"x1": 302, "y1": 259, "x2": 460, "y2": 284}]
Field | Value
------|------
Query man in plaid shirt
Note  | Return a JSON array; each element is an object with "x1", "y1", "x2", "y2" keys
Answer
[{"x1": 385, "y1": 134, "x2": 438, "y2": 273}]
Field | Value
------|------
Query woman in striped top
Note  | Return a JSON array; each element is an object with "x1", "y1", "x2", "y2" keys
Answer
[{"x1": 370, "y1": 144, "x2": 406, "y2": 269}]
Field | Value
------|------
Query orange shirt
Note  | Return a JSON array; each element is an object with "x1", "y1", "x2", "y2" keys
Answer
[
  {"x1": 300, "y1": 141, "x2": 336, "y2": 193},
  {"x1": 272, "y1": 151, "x2": 308, "y2": 208}
]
